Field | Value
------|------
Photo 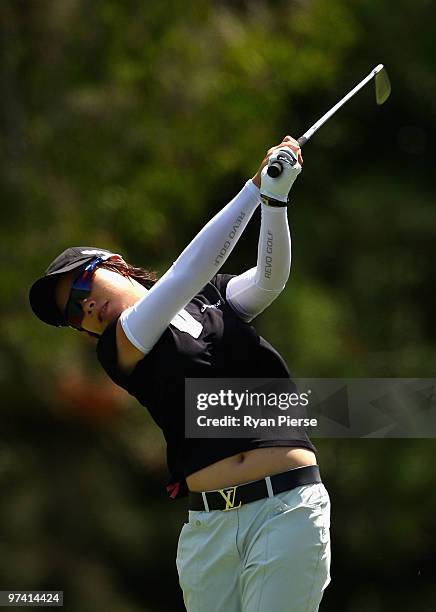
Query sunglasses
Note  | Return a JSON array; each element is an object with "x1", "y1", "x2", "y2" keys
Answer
[{"x1": 64, "y1": 257, "x2": 103, "y2": 330}]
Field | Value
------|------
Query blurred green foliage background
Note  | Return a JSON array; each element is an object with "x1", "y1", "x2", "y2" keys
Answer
[{"x1": 1, "y1": 1, "x2": 435, "y2": 610}]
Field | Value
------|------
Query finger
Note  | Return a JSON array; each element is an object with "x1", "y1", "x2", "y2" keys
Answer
[
  {"x1": 266, "y1": 138, "x2": 303, "y2": 166},
  {"x1": 278, "y1": 142, "x2": 303, "y2": 166},
  {"x1": 283, "y1": 135, "x2": 299, "y2": 147}
]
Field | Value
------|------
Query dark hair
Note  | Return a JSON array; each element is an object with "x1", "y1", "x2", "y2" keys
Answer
[{"x1": 98, "y1": 260, "x2": 159, "y2": 289}]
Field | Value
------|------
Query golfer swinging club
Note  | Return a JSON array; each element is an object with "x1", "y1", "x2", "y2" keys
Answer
[{"x1": 29, "y1": 135, "x2": 331, "y2": 611}]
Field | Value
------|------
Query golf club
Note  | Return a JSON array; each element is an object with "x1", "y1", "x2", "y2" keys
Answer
[{"x1": 267, "y1": 64, "x2": 391, "y2": 177}]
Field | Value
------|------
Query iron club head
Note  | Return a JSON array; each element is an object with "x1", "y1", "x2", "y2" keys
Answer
[{"x1": 374, "y1": 64, "x2": 392, "y2": 105}]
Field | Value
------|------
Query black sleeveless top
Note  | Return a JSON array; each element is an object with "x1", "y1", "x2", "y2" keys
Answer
[{"x1": 96, "y1": 274, "x2": 316, "y2": 498}]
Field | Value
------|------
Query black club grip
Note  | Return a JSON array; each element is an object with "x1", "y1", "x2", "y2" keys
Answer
[{"x1": 267, "y1": 162, "x2": 282, "y2": 178}]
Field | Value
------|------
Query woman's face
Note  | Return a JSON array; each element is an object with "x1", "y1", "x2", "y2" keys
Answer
[{"x1": 55, "y1": 259, "x2": 146, "y2": 336}]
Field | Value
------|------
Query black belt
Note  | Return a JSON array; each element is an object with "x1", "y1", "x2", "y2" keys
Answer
[{"x1": 189, "y1": 465, "x2": 321, "y2": 512}]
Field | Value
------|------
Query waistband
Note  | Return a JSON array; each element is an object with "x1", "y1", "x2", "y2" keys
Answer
[{"x1": 188, "y1": 464, "x2": 321, "y2": 512}]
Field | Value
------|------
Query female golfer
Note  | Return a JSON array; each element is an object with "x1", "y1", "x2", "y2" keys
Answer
[{"x1": 29, "y1": 136, "x2": 330, "y2": 611}]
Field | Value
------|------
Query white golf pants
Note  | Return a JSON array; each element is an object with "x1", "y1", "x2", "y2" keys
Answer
[{"x1": 176, "y1": 482, "x2": 331, "y2": 611}]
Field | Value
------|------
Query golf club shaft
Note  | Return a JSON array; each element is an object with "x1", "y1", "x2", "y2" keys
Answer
[{"x1": 297, "y1": 64, "x2": 384, "y2": 147}]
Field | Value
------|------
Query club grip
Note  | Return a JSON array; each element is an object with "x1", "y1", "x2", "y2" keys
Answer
[{"x1": 267, "y1": 162, "x2": 282, "y2": 178}]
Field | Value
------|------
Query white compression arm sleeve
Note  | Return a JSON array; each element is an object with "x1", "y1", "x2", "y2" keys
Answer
[
  {"x1": 120, "y1": 180, "x2": 260, "y2": 354},
  {"x1": 226, "y1": 202, "x2": 291, "y2": 322}
]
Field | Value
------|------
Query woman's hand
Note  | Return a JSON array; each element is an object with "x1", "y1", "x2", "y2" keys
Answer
[{"x1": 251, "y1": 135, "x2": 303, "y2": 189}]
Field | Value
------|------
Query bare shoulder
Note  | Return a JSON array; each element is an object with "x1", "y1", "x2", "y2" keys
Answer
[{"x1": 115, "y1": 318, "x2": 145, "y2": 375}]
